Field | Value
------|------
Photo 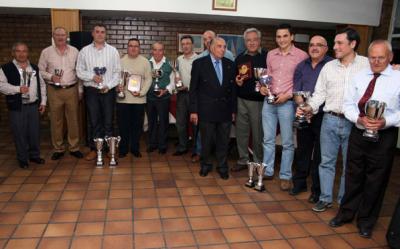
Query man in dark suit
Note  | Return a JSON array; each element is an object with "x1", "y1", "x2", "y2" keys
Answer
[{"x1": 189, "y1": 37, "x2": 237, "y2": 180}]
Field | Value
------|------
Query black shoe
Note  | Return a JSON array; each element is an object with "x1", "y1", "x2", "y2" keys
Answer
[
  {"x1": 159, "y1": 149, "x2": 167, "y2": 154},
  {"x1": 29, "y1": 158, "x2": 45, "y2": 164},
  {"x1": 131, "y1": 151, "x2": 142, "y2": 158},
  {"x1": 219, "y1": 172, "x2": 229, "y2": 180},
  {"x1": 329, "y1": 216, "x2": 349, "y2": 227},
  {"x1": 308, "y1": 193, "x2": 319, "y2": 204},
  {"x1": 358, "y1": 227, "x2": 372, "y2": 238},
  {"x1": 18, "y1": 160, "x2": 28, "y2": 169},
  {"x1": 312, "y1": 200, "x2": 333, "y2": 212},
  {"x1": 70, "y1": 151, "x2": 83, "y2": 159},
  {"x1": 51, "y1": 152, "x2": 64, "y2": 160},
  {"x1": 289, "y1": 186, "x2": 307, "y2": 196},
  {"x1": 199, "y1": 168, "x2": 209, "y2": 177},
  {"x1": 173, "y1": 150, "x2": 188, "y2": 156},
  {"x1": 147, "y1": 147, "x2": 156, "y2": 153}
]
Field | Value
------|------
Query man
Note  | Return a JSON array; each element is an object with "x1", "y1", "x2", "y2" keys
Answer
[
  {"x1": 76, "y1": 24, "x2": 121, "y2": 161},
  {"x1": 173, "y1": 35, "x2": 198, "y2": 156},
  {"x1": 147, "y1": 42, "x2": 174, "y2": 154},
  {"x1": 260, "y1": 24, "x2": 308, "y2": 191},
  {"x1": 329, "y1": 40, "x2": 400, "y2": 238},
  {"x1": 289, "y1": 35, "x2": 333, "y2": 202},
  {"x1": 116, "y1": 38, "x2": 152, "y2": 158},
  {"x1": 0, "y1": 42, "x2": 46, "y2": 168},
  {"x1": 38, "y1": 27, "x2": 83, "y2": 160},
  {"x1": 299, "y1": 28, "x2": 369, "y2": 212},
  {"x1": 232, "y1": 28, "x2": 266, "y2": 171},
  {"x1": 190, "y1": 37, "x2": 236, "y2": 180},
  {"x1": 198, "y1": 30, "x2": 235, "y2": 61}
]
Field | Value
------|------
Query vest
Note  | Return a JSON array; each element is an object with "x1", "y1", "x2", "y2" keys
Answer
[{"x1": 147, "y1": 60, "x2": 173, "y2": 101}]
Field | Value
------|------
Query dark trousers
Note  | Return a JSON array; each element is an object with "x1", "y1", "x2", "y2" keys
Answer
[
  {"x1": 117, "y1": 103, "x2": 145, "y2": 155},
  {"x1": 147, "y1": 98, "x2": 170, "y2": 151},
  {"x1": 9, "y1": 102, "x2": 40, "y2": 162},
  {"x1": 337, "y1": 126, "x2": 398, "y2": 230},
  {"x1": 175, "y1": 91, "x2": 190, "y2": 152},
  {"x1": 292, "y1": 112, "x2": 323, "y2": 195},
  {"x1": 199, "y1": 121, "x2": 231, "y2": 174},
  {"x1": 85, "y1": 87, "x2": 115, "y2": 150}
]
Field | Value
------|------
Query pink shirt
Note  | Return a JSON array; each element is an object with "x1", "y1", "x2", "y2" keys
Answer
[{"x1": 266, "y1": 45, "x2": 308, "y2": 96}]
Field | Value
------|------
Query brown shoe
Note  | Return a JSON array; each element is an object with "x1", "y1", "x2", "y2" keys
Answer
[
  {"x1": 85, "y1": 151, "x2": 97, "y2": 161},
  {"x1": 280, "y1": 179, "x2": 291, "y2": 191},
  {"x1": 191, "y1": 154, "x2": 200, "y2": 163}
]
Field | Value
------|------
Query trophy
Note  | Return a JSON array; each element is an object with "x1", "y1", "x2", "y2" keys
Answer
[
  {"x1": 244, "y1": 162, "x2": 257, "y2": 188},
  {"x1": 259, "y1": 75, "x2": 275, "y2": 104},
  {"x1": 54, "y1": 69, "x2": 64, "y2": 86},
  {"x1": 19, "y1": 69, "x2": 32, "y2": 99},
  {"x1": 253, "y1": 68, "x2": 267, "y2": 92},
  {"x1": 105, "y1": 136, "x2": 121, "y2": 167},
  {"x1": 94, "y1": 138, "x2": 104, "y2": 168},
  {"x1": 93, "y1": 66, "x2": 107, "y2": 90},
  {"x1": 169, "y1": 61, "x2": 184, "y2": 90},
  {"x1": 152, "y1": 69, "x2": 163, "y2": 94},
  {"x1": 363, "y1": 100, "x2": 386, "y2": 142},
  {"x1": 254, "y1": 163, "x2": 267, "y2": 192},
  {"x1": 117, "y1": 71, "x2": 129, "y2": 99},
  {"x1": 293, "y1": 91, "x2": 311, "y2": 129}
]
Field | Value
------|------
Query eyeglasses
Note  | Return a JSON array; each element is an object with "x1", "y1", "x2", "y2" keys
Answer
[
  {"x1": 368, "y1": 57, "x2": 386, "y2": 63},
  {"x1": 309, "y1": 43, "x2": 327, "y2": 48}
]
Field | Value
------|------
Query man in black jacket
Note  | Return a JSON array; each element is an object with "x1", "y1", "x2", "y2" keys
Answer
[{"x1": 189, "y1": 37, "x2": 237, "y2": 180}]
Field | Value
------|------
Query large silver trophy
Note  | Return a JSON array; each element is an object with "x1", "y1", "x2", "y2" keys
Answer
[
  {"x1": 105, "y1": 136, "x2": 121, "y2": 167},
  {"x1": 19, "y1": 69, "x2": 32, "y2": 99},
  {"x1": 253, "y1": 68, "x2": 266, "y2": 92},
  {"x1": 293, "y1": 91, "x2": 311, "y2": 129},
  {"x1": 254, "y1": 163, "x2": 267, "y2": 192},
  {"x1": 245, "y1": 162, "x2": 257, "y2": 188},
  {"x1": 94, "y1": 138, "x2": 104, "y2": 168},
  {"x1": 258, "y1": 73, "x2": 274, "y2": 104},
  {"x1": 54, "y1": 69, "x2": 64, "y2": 86},
  {"x1": 169, "y1": 61, "x2": 184, "y2": 90},
  {"x1": 152, "y1": 69, "x2": 163, "y2": 94},
  {"x1": 117, "y1": 71, "x2": 129, "y2": 99},
  {"x1": 93, "y1": 66, "x2": 107, "y2": 90},
  {"x1": 363, "y1": 100, "x2": 386, "y2": 142}
]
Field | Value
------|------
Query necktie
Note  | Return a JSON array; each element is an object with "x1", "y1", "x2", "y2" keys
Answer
[
  {"x1": 358, "y1": 73, "x2": 380, "y2": 117},
  {"x1": 214, "y1": 60, "x2": 222, "y2": 85}
]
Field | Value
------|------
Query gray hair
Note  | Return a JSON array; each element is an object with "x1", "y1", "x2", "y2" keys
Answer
[
  {"x1": 210, "y1": 37, "x2": 225, "y2": 48},
  {"x1": 12, "y1": 42, "x2": 28, "y2": 52},
  {"x1": 243, "y1": 28, "x2": 261, "y2": 40},
  {"x1": 152, "y1": 41, "x2": 164, "y2": 50},
  {"x1": 368, "y1": 39, "x2": 392, "y2": 53},
  {"x1": 53, "y1": 26, "x2": 68, "y2": 35}
]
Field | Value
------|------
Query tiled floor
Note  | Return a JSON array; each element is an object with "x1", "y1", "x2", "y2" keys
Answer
[{"x1": 0, "y1": 122, "x2": 398, "y2": 249}]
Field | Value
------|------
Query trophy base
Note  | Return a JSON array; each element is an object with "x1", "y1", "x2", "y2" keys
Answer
[
  {"x1": 117, "y1": 93, "x2": 125, "y2": 99},
  {"x1": 254, "y1": 184, "x2": 266, "y2": 192},
  {"x1": 96, "y1": 163, "x2": 103, "y2": 168},
  {"x1": 109, "y1": 161, "x2": 118, "y2": 168},
  {"x1": 293, "y1": 120, "x2": 309, "y2": 130},
  {"x1": 266, "y1": 96, "x2": 276, "y2": 104},
  {"x1": 363, "y1": 132, "x2": 379, "y2": 142},
  {"x1": 245, "y1": 181, "x2": 255, "y2": 188}
]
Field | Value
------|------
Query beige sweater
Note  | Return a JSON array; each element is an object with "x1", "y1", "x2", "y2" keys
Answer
[{"x1": 117, "y1": 54, "x2": 152, "y2": 104}]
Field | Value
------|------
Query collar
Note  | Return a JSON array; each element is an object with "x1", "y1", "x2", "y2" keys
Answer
[
  {"x1": 183, "y1": 52, "x2": 196, "y2": 60},
  {"x1": 335, "y1": 53, "x2": 361, "y2": 67},
  {"x1": 244, "y1": 48, "x2": 262, "y2": 55},
  {"x1": 274, "y1": 45, "x2": 295, "y2": 55},
  {"x1": 12, "y1": 59, "x2": 31, "y2": 70},
  {"x1": 149, "y1": 56, "x2": 166, "y2": 65},
  {"x1": 92, "y1": 42, "x2": 107, "y2": 50},
  {"x1": 210, "y1": 54, "x2": 221, "y2": 64},
  {"x1": 367, "y1": 65, "x2": 392, "y2": 77},
  {"x1": 305, "y1": 55, "x2": 331, "y2": 65},
  {"x1": 53, "y1": 44, "x2": 69, "y2": 55}
]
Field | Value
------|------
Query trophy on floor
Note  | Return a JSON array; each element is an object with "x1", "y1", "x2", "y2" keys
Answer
[
  {"x1": 253, "y1": 67, "x2": 267, "y2": 92},
  {"x1": 105, "y1": 136, "x2": 121, "y2": 167},
  {"x1": 245, "y1": 162, "x2": 257, "y2": 188},
  {"x1": 93, "y1": 66, "x2": 107, "y2": 90},
  {"x1": 94, "y1": 138, "x2": 104, "y2": 168},
  {"x1": 363, "y1": 100, "x2": 386, "y2": 142},
  {"x1": 152, "y1": 68, "x2": 163, "y2": 94},
  {"x1": 169, "y1": 60, "x2": 184, "y2": 90},
  {"x1": 259, "y1": 74, "x2": 274, "y2": 104},
  {"x1": 54, "y1": 69, "x2": 64, "y2": 86},
  {"x1": 293, "y1": 91, "x2": 311, "y2": 129},
  {"x1": 117, "y1": 71, "x2": 129, "y2": 99},
  {"x1": 254, "y1": 163, "x2": 267, "y2": 192}
]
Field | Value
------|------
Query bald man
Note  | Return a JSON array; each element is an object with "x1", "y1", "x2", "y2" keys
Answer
[{"x1": 198, "y1": 30, "x2": 235, "y2": 61}]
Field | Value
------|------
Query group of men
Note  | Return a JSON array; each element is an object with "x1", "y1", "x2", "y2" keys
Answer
[{"x1": 0, "y1": 23, "x2": 399, "y2": 238}]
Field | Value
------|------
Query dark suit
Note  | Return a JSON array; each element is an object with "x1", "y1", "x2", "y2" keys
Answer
[{"x1": 189, "y1": 55, "x2": 236, "y2": 174}]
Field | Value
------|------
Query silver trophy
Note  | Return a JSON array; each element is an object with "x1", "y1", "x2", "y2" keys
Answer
[
  {"x1": 254, "y1": 163, "x2": 267, "y2": 192},
  {"x1": 259, "y1": 74, "x2": 274, "y2": 104},
  {"x1": 117, "y1": 71, "x2": 129, "y2": 99},
  {"x1": 19, "y1": 69, "x2": 33, "y2": 99},
  {"x1": 54, "y1": 69, "x2": 64, "y2": 86},
  {"x1": 363, "y1": 100, "x2": 386, "y2": 142},
  {"x1": 93, "y1": 66, "x2": 107, "y2": 90},
  {"x1": 293, "y1": 91, "x2": 311, "y2": 129},
  {"x1": 105, "y1": 136, "x2": 121, "y2": 167},
  {"x1": 152, "y1": 69, "x2": 163, "y2": 94},
  {"x1": 94, "y1": 138, "x2": 104, "y2": 168},
  {"x1": 245, "y1": 162, "x2": 257, "y2": 188},
  {"x1": 253, "y1": 68, "x2": 267, "y2": 92},
  {"x1": 169, "y1": 61, "x2": 184, "y2": 90}
]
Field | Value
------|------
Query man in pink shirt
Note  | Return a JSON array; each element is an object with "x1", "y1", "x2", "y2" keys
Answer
[{"x1": 260, "y1": 24, "x2": 308, "y2": 191}]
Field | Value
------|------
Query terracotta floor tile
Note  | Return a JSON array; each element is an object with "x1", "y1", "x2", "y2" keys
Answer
[
  {"x1": 227, "y1": 193, "x2": 253, "y2": 203},
  {"x1": 107, "y1": 198, "x2": 132, "y2": 209},
  {"x1": 189, "y1": 217, "x2": 219, "y2": 230},
  {"x1": 109, "y1": 189, "x2": 132, "y2": 199},
  {"x1": 156, "y1": 187, "x2": 179, "y2": 197},
  {"x1": 78, "y1": 210, "x2": 106, "y2": 222},
  {"x1": 204, "y1": 195, "x2": 230, "y2": 205},
  {"x1": 178, "y1": 187, "x2": 202, "y2": 196},
  {"x1": 259, "y1": 240, "x2": 292, "y2": 249},
  {"x1": 194, "y1": 229, "x2": 226, "y2": 245},
  {"x1": 302, "y1": 222, "x2": 336, "y2": 236},
  {"x1": 43, "y1": 223, "x2": 75, "y2": 237},
  {"x1": 82, "y1": 199, "x2": 107, "y2": 210},
  {"x1": 241, "y1": 214, "x2": 271, "y2": 227},
  {"x1": 85, "y1": 190, "x2": 108, "y2": 199},
  {"x1": 160, "y1": 207, "x2": 186, "y2": 218},
  {"x1": 289, "y1": 237, "x2": 323, "y2": 249},
  {"x1": 134, "y1": 208, "x2": 160, "y2": 220},
  {"x1": 200, "y1": 186, "x2": 224, "y2": 195},
  {"x1": 106, "y1": 209, "x2": 132, "y2": 221},
  {"x1": 60, "y1": 190, "x2": 86, "y2": 200},
  {"x1": 222, "y1": 227, "x2": 255, "y2": 243},
  {"x1": 103, "y1": 234, "x2": 133, "y2": 249},
  {"x1": 165, "y1": 231, "x2": 196, "y2": 247},
  {"x1": 162, "y1": 218, "x2": 191, "y2": 232},
  {"x1": 371, "y1": 230, "x2": 389, "y2": 246},
  {"x1": 134, "y1": 233, "x2": 165, "y2": 249},
  {"x1": 158, "y1": 197, "x2": 182, "y2": 207},
  {"x1": 185, "y1": 205, "x2": 212, "y2": 217},
  {"x1": 198, "y1": 245, "x2": 230, "y2": 249},
  {"x1": 256, "y1": 201, "x2": 284, "y2": 213},
  {"x1": 234, "y1": 203, "x2": 261, "y2": 214},
  {"x1": 12, "y1": 192, "x2": 38, "y2": 202},
  {"x1": 50, "y1": 211, "x2": 79, "y2": 223},
  {"x1": 315, "y1": 235, "x2": 353, "y2": 249},
  {"x1": 341, "y1": 233, "x2": 379, "y2": 248},
  {"x1": 266, "y1": 212, "x2": 296, "y2": 224},
  {"x1": 29, "y1": 201, "x2": 57, "y2": 212},
  {"x1": 0, "y1": 225, "x2": 16, "y2": 239},
  {"x1": 70, "y1": 236, "x2": 102, "y2": 249},
  {"x1": 55, "y1": 200, "x2": 82, "y2": 211},
  {"x1": 35, "y1": 191, "x2": 62, "y2": 201},
  {"x1": 104, "y1": 221, "x2": 133, "y2": 235},
  {"x1": 0, "y1": 213, "x2": 24, "y2": 225},
  {"x1": 134, "y1": 219, "x2": 162, "y2": 233},
  {"x1": 133, "y1": 198, "x2": 158, "y2": 208},
  {"x1": 2, "y1": 202, "x2": 30, "y2": 213},
  {"x1": 215, "y1": 215, "x2": 245, "y2": 228},
  {"x1": 181, "y1": 196, "x2": 207, "y2": 206},
  {"x1": 209, "y1": 204, "x2": 237, "y2": 216},
  {"x1": 249, "y1": 225, "x2": 283, "y2": 240},
  {"x1": 291, "y1": 210, "x2": 321, "y2": 223},
  {"x1": 37, "y1": 238, "x2": 70, "y2": 249},
  {"x1": 4, "y1": 238, "x2": 39, "y2": 249},
  {"x1": 12, "y1": 224, "x2": 46, "y2": 238},
  {"x1": 75, "y1": 222, "x2": 104, "y2": 236},
  {"x1": 276, "y1": 223, "x2": 309, "y2": 239},
  {"x1": 332, "y1": 223, "x2": 359, "y2": 234}
]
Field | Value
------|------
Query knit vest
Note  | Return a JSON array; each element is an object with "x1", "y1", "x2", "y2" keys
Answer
[{"x1": 147, "y1": 60, "x2": 172, "y2": 101}]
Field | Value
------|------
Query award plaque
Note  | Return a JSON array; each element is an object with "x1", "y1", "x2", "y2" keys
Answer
[
  {"x1": 238, "y1": 62, "x2": 252, "y2": 80},
  {"x1": 127, "y1": 74, "x2": 142, "y2": 93}
]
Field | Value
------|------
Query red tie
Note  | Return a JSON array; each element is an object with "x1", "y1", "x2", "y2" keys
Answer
[{"x1": 358, "y1": 73, "x2": 380, "y2": 117}]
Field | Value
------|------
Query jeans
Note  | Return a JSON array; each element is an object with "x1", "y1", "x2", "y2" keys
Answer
[
  {"x1": 319, "y1": 113, "x2": 352, "y2": 204},
  {"x1": 262, "y1": 100, "x2": 295, "y2": 180}
]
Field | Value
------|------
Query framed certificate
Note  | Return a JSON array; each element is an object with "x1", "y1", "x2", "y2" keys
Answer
[{"x1": 127, "y1": 74, "x2": 142, "y2": 92}]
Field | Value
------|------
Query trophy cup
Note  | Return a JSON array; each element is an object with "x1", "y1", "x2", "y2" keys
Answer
[
  {"x1": 54, "y1": 69, "x2": 64, "y2": 86},
  {"x1": 293, "y1": 91, "x2": 311, "y2": 129},
  {"x1": 245, "y1": 162, "x2": 257, "y2": 188},
  {"x1": 253, "y1": 68, "x2": 267, "y2": 92},
  {"x1": 94, "y1": 138, "x2": 104, "y2": 168},
  {"x1": 93, "y1": 66, "x2": 107, "y2": 90},
  {"x1": 363, "y1": 100, "x2": 386, "y2": 142},
  {"x1": 105, "y1": 136, "x2": 121, "y2": 168},
  {"x1": 169, "y1": 61, "x2": 184, "y2": 90},
  {"x1": 117, "y1": 71, "x2": 129, "y2": 99},
  {"x1": 260, "y1": 75, "x2": 275, "y2": 104},
  {"x1": 19, "y1": 69, "x2": 32, "y2": 99},
  {"x1": 152, "y1": 69, "x2": 163, "y2": 94},
  {"x1": 254, "y1": 163, "x2": 267, "y2": 192}
]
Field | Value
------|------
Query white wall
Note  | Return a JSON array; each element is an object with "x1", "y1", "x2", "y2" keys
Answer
[{"x1": 1, "y1": 0, "x2": 383, "y2": 26}]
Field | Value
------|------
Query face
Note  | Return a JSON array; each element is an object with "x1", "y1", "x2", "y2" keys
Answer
[
  {"x1": 53, "y1": 28, "x2": 68, "y2": 47},
  {"x1": 210, "y1": 39, "x2": 226, "y2": 59},
  {"x1": 127, "y1": 40, "x2": 140, "y2": 57},
  {"x1": 276, "y1": 28, "x2": 294, "y2": 50},
  {"x1": 181, "y1": 38, "x2": 193, "y2": 55},
  {"x1": 368, "y1": 43, "x2": 393, "y2": 73},
  {"x1": 244, "y1": 31, "x2": 261, "y2": 53},
  {"x1": 333, "y1": 33, "x2": 356, "y2": 59},
  {"x1": 92, "y1": 26, "x2": 106, "y2": 44},
  {"x1": 13, "y1": 44, "x2": 29, "y2": 63},
  {"x1": 308, "y1": 36, "x2": 328, "y2": 60},
  {"x1": 152, "y1": 43, "x2": 164, "y2": 62},
  {"x1": 203, "y1": 31, "x2": 215, "y2": 50}
]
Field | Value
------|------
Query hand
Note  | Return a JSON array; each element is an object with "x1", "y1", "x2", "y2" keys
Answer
[
  {"x1": 259, "y1": 85, "x2": 269, "y2": 96},
  {"x1": 157, "y1": 89, "x2": 168, "y2": 97},
  {"x1": 51, "y1": 75, "x2": 61, "y2": 83},
  {"x1": 93, "y1": 75, "x2": 103, "y2": 84},
  {"x1": 117, "y1": 84, "x2": 124, "y2": 92},
  {"x1": 100, "y1": 86, "x2": 109, "y2": 94},
  {"x1": 358, "y1": 116, "x2": 386, "y2": 130},
  {"x1": 235, "y1": 75, "x2": 246, "y2": 86},
  {"x1": 190, "y1": 113, "x2": 198, "y2": 125},
  {"x1": 20, "y1": 86, "x2": 29, "y2": 94},
  {"x1": 38, "y1": 105, "x2": 46, "y2": 114},
  {"x1": 232, "y1": 113, "x2": 236, "y2": 123},
  {"x1": 274, "y1": 93, "x2": 292, "y2": 104},
  {"x1": 298, "y1": 105, "x2": 313, "y2": 115}
]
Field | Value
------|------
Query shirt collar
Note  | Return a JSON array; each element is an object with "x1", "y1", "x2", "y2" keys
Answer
[
  {"x1": 244, "y1": 48, "x2": 262, "y2": 55},
  {"x1": 53, "y1": 44, "x2": 69, "y2": 55},
  {"x1": 367, "y1": 65, "x2": 392, "y2": 77},
  {"x1": 12, "y1": 59, "x2": 31, "y2": 70},
  {"x1": 274, "y1": 45, "x2": 295, "y2": 55},
  {"x1": 210, "y1": 54, "x2": 221, "y2": 64},
  {"x1": 149, "y1": 56, "x2": 166, "y2": 65},
  {"x1": 305, "y1": 55, "x2": 331, "y2": 65},
  {"x1": 335, "y1": 53, "x2": 362, "y2": 67},
  {"x1": 92, "y1": 42, "x2": 107, "y2": 50}
]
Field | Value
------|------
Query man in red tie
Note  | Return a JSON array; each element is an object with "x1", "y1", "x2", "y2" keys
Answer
[{"x1": 329, "y1": 40, "x2": 400, "y2": 239}]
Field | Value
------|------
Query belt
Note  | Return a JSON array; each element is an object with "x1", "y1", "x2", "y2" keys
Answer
[
  {"x1": 326, "y1": 111, "x2": 345, "y2": 118},
  {"x1": 50, "y1": 83, "x2": 76, "y2": 89},
  {"x1": 23, "y1": 100, "x2": 38, "y2": 106}
]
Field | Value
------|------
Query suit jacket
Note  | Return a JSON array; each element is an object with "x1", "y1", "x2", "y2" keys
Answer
[{"x1": 190, "y1": 55, "x2": 237, "y2": 123}]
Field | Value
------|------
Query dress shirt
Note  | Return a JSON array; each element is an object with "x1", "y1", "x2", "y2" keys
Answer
[
  {"x1": 266, "y1": 45, "x2": 308, "y2": 96},
  {"x1": 308, "y1": 54, "x2": 369, "y2": 114},
  {"x1": 343, "y1": 66, "x2": 400, "y2": 129},
  {"x1": 149, "y1": 56, "x2": 175, "y2": 93},
  {"x1": 38, "y1": 44, "x2": 81, "y2": 92},
  {"x1": 0, "y1": 59, "x2": 47, "y2": 106},
  {"x1": 198, "y1": 49, "x2": 235, "y2": 62},
  {"x1": 210, "y1": 54, "x2": 223, "y2": 84},
  {"x1": 176, "y1": 52, "x2": 198, "y2": 89},
  {"x1": 76, "y1": 42, "x2": 121, "y2": 89}
]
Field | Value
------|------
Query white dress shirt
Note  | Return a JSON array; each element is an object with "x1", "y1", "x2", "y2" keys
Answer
[{"x1": 176, "y1": 52, "x2": 197, "y2": 89}]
